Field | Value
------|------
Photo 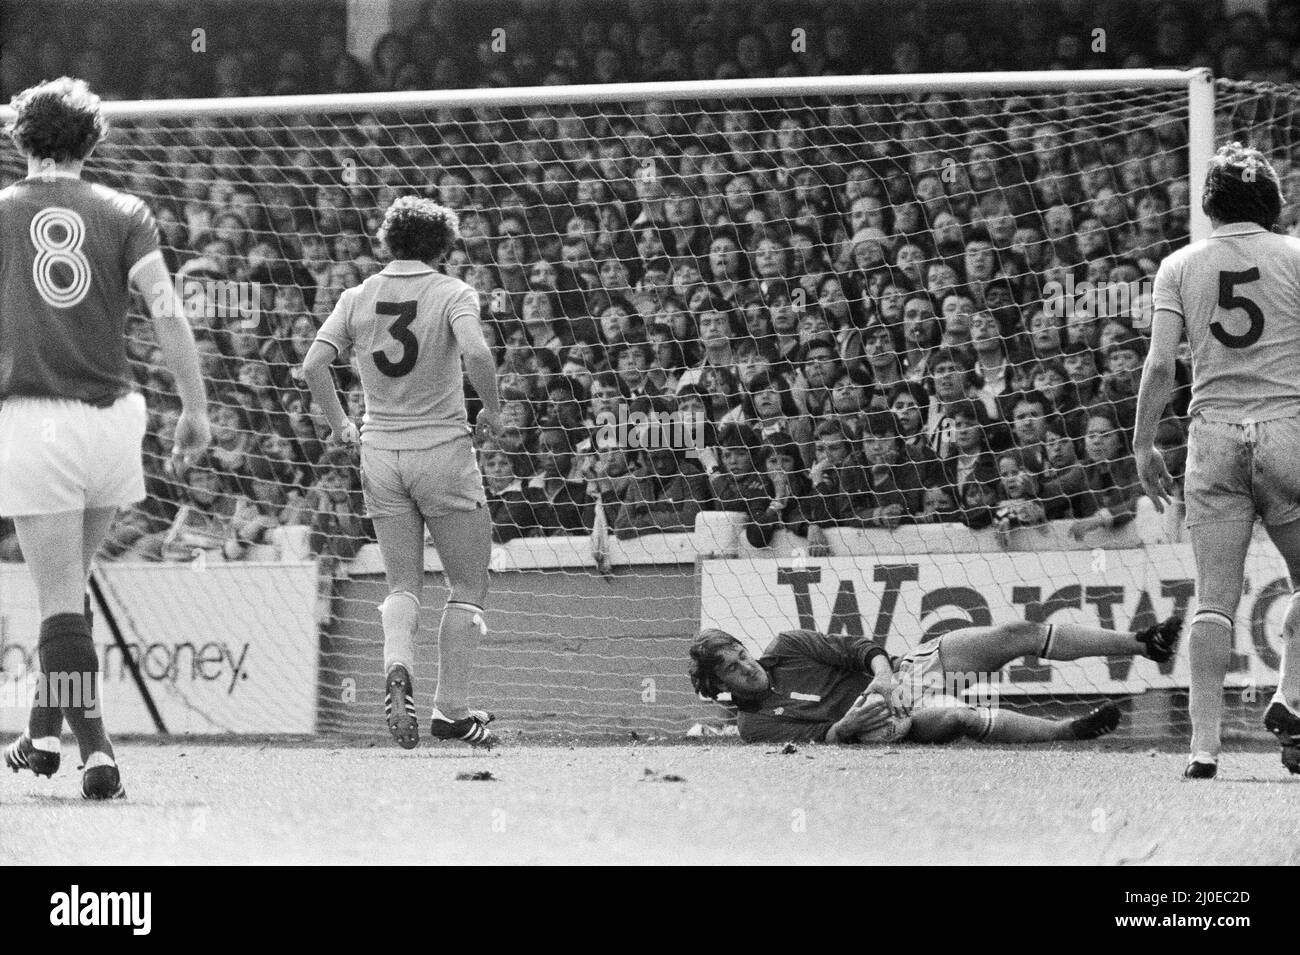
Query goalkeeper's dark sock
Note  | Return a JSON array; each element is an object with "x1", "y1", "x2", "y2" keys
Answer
[
  {"x1": 1037, "y1": 621, "x2": 1144, "y2": 660},
  {"x1": 38, "y1": 612, "x2": 112, "y2": 763},
  {"x1": 433, "y1": 601, "x2": 484, "y2": 721}
]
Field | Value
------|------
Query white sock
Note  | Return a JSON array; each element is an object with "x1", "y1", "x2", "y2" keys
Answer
[
  {"x1": 380, "y1": 591, "x2": 420, "y2": 676},
  {"x1": 434, "y1": 601, "x2": 485, "y2": 720},
  {"x1": 84, "y1": 752, "x2": 116, "y2": 770},
  {"x1": 32, "y1": 736, "x2": 60, "y2": 753}
]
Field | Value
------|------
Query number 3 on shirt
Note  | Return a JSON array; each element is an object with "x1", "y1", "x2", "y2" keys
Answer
[
  {"x1": 372, "y1": 300, "x2": 418, "y2": 377},
  {"x1": 1212, "y1": 268, "x2": 1264, "y2": 349}
]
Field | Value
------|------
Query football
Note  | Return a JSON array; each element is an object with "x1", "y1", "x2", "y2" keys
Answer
[{"x1": 856, "y1": 692, "x2": 914, "y2": 744}]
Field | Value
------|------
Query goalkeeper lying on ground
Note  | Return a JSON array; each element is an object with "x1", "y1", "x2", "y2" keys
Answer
[{"x1": 688, "y1": 616, "x2": 1182, "y2": 744}]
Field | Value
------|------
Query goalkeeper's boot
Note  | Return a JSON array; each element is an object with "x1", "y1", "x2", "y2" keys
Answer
[
  {"x1": 81, "y1": 754, "x2": 125, "y2": 800},
  {"x1": 1136, "y1": 615, "x2": 1183, "y2": 664},
  {"x1": 1070, "y1": 701, "x2": 1121, "y2": 740},
  {"x1": 1183, "y1": 754, "x2": 1218, "y2": 780},
  {"x1": 4, "y1": 732, "x2": 60, "y2": 778},
  {"x1": 1263, "y1": 699, "x2": 1300, "y2": 775},
  {"x1": 429, "y1": 707, "x2": 496, "y2": 748},
  {"x1": 384, "y1": 664, "x2": 419, "y2": 750}
]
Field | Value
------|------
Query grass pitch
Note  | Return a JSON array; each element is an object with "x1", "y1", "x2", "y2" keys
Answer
[{"x1": 3, "y1": 739, "x2": 1298, "y2": 865}]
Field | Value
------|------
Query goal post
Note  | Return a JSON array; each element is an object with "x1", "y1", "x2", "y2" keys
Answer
[{"x1": 4, "y1": 68, "x2": 1290, "y2": 744}]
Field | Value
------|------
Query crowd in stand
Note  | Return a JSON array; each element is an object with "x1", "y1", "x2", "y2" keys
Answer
[{"x1": 0, "y1": 0, "x2": 1298, "y2": 562}]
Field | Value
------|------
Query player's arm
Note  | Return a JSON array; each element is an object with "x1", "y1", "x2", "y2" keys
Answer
[
  {"x1": 303, "y1": 340, "x2": 354, "y2": 440},
  {"x1": 304, "y1": 291, "x2": 358, "y2": 444},
  {"x1": 1133, "y1": 305, "x2": 1183, "y2": 513},
  {"x1": 132, "y1": 253, "x2": 209, "y2": 458},
  {"x1": 777, "y1": 629, "x2": 888, "y2": 674},
  {"x1": 451, "y1": 290, "x2": 501, "y2": 440}
]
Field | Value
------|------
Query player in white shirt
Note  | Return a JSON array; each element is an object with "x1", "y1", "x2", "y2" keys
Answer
[
  {"x1": 303, "y1": 197, "x2": 500, "y2": 749},
  {"x1": 1136, "y1": 143, "x2": 1300, "y2": 778}
]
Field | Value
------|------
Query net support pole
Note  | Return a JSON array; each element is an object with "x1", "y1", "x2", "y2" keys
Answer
[{"x1": 1186, "y1": 67, "x2": 1216, "y2": 242}]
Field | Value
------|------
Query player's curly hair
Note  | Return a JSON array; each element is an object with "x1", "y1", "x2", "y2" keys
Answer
[
  {"x1": 688, "y1": 629, "x2": 744, "y2": 700},
  {"x1": 376, "y1": 195, "x2": 460, "y2": 262},
  {"x1": 1202, "y1": 142, "x2": 1284, "y2": 230},
  {"x1": 6, "y1": 76, "x2": 108, "y2": 163}
]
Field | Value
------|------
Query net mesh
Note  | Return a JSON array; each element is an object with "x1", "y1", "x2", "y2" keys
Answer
[{"x1": 3, "y1": 76, "x2": 1299, "y2": 739}]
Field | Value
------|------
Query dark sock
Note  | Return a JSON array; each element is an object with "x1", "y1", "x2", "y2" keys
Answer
[{"x1": 37, "y1": 612, "x2": 111, "y2": 763}]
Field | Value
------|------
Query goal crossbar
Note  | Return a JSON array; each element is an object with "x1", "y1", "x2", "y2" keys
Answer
[{"x1": 0, "y1": 68, "x2": 1217, "y2": 239}]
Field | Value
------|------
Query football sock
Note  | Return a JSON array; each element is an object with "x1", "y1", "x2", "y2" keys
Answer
[
  {"x1": 38, "y1": 612, "x2": 112, "y2": 763},
  {"x1": 1037, "y1": 621, "x2": 1143, "y2": 660},
  {"x1": 1188, "y1": 610, "x2": 1233, "y2": 759},
  {"x1": 24, "y1": 596, "x2": 91, "y2": 743},
  {"x1": 434, "y1": 601, "x2": 484, "y2": 721},
  {"x1": 977, "y1": 707, "x2": 1073, "y2": 743},
  {"x1": 380, "y1": 591, "x2": 419, "y2": 677},
  {"x1": 1275, "y1": 593, "x2": 1300, "y2": 710}
]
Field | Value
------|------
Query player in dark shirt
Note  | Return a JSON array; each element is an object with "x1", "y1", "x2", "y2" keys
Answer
[
  {"x1": 689, "y1": 615, "x2": 1182, "y2": 745},
  {"x1": 1, "y1": 78, "x2": 209, "y2": 799}
]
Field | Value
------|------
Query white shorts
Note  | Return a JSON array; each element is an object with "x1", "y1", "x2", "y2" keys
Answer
[
  {"x1": 0, "y1": 392, "x2": 148, "y2": 516},
  {"x1": 359, "y1": 433, "x2": 486, "y2": 520}
]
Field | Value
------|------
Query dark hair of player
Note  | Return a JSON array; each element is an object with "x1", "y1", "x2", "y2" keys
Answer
[
  {"x1": 1202, "y1": 142, "x2": 1284, "y2": 230},
  {"x1": 376, "y1": 196, "x2": 460, "y2": 262},
  {"x1": 688, "y1": 629, "x2": 745, "y2": 700},
  {"x1": 6, "y1": 76, "x2": 109, "y2": 163}
]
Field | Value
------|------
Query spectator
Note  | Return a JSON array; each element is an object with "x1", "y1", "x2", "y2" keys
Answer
[
  {"x1": 529, "y1": 425, "x2": 592, "y2": 534},
  {"x1": 808, "y1": 418, "x2": 871, "y2": 527},
  {"x1": 158, "y1": 460, "x2": 242, "y2": 562},
  {"x1": 925, "y1": 348, "x2": 1001, "y2": 460},
  {"x1": 297, "y1": 449, "x2": 367, "y2": 559},
  {"x1": 1094, "y1": 334, "x2": 1145, "y2": 430},
  {"x1": 710, "y1": 422, "x2": 787, "y2": 548},
  {"x1": 916, "y1": 483, "x2": 964, "y2": 524},
  {"x1": 613, "y1": 441, "x2": 712, "y2": 538},
  {"x1": 857, "y1": 412, "x2": 924, "y2": 528},
  {"x1": 1069, "y1": 407, "x2": 1142, "y2": 541},
  {"x1": 482, "y1": 445, "x2": 549, "y2": 543},
  {"x1": 1041, "y1": 415, "x2": 1094, "y2": 518},
  {"x1": 943, "y1": 399, "x2": 999, "y2": 505}
]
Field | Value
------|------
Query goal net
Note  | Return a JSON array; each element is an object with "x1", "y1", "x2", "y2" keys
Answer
[{"x1": 2, "y1": 71, "x2": 1296, "y2": 742}]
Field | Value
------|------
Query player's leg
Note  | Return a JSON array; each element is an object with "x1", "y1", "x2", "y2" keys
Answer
[
  {"x1": 364, "y1": 445, "x2": 425, "y2": 749},
  {"x1": 423, "y1": 504, "x2": 492, "y2": 741},
  {"x1": 1260, "y1": 517, "x2": 1300, "y2": 773},
  {"x1": 935, "y1": 615, "x2": 1182, "y2": 676},
  {"x1": 6, "y1": 509, "x2": 123, "y2": 797},
  {"x1": 906, "y1": 702, "x2": 1119, "y2": 743},
  {"x1": 410, "y1": 436, "x2": 495, "y2": 746},
  {"x1": 1185, "y1": 520, "x2": 1252, "y2": 776},
  {"x1": 66, "y1": 506, "x2": 118, "y2": 757},
  {"x1": 3, "y1": 510, "x2": 84, "y2": 778},
  {"x1": 371, "y1": 511, "x2": 424, "y2": 749}
]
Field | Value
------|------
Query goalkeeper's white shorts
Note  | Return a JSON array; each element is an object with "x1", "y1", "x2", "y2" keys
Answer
[
  {"x1": 0, "y1": 392, "x2": 147, "y2": 516},
  {"x1": 893, "y1": 638, "x2": 949, "y2": 714}
]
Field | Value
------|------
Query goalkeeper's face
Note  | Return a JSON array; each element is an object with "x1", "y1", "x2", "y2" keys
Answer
[{"x1": 713, "y1": 646, "x2": 770, "y2": 697}]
